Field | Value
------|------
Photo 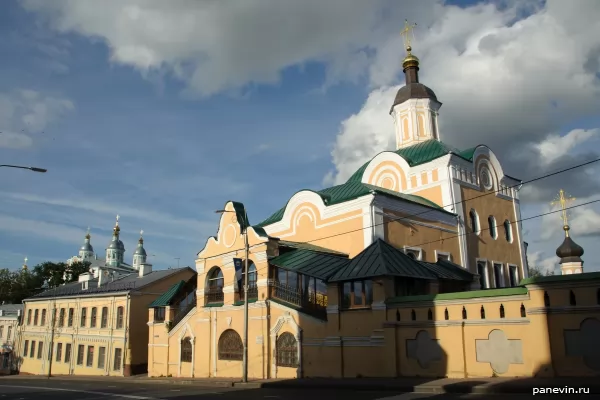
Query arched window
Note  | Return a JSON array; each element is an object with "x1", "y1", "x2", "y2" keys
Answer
[
  {"x1": 241, "y1": 263, "x2": 258, "y2": 299},
  {"x1": 444, "y1": 308, "x2": 449, "y2": 320},
  {"x1": 181, "y1": 337, "x2": 192, "y2": 362},
  {"x1": 488, "y1": 216, "x2": 497, "y2": 239},
  {"x1": 101, "y1": 307, "x2": 108, "y2": 328},
  {"x1": 569, "y1": 290, "x2": 577, "y2": 306},
  {"x1": 218, "y1": 329, "x2": 243, "y2": 361},
  {"x1": 91, "y1": 307, "x2": 97, "y2": 327},
  {"x1": 520, "y1": 303, "x2": 526, "y2": 317},
  {"x1": 462, "y1": 306, "x2": 467, "y2": 320},
  {"x1": 242, "y1": 263, "x2": 257, "y2": 285},
  {"x1": 27, "y1": 309, "x2": 32, "y2": 325},
  {"x1": 116, "y1": 306, "x2": 124, "y2": 329},
  {"x1": 499, "y1": 304, "x2": 505, "y2": 319},
  {"x1": 544, "y1": 291, "x2": 550, "y2": 307},
  {"x1": 469, "y1": 209, "x2": 480, "y2": 235},
  {"x1": 41, "y1": 309, "x2": 46, "y2": 325},
  {"x1": 504, "y1": 220, "x2": 513, "y2": 243},
  {"x1": 480, "y1": 305, "x2": 486, "y2": 319},
  {"x1": 427, "y1": 308, "x2": 433, "y2": 320},
  {"x1": 206, "y1": 267, "x2": 225, "y2": 304},
  {"x1": 34, "y1": 310, "x2": 39, "y2": 325},
  {"x1": 411, "y1": 309, "x2": 416, "y2": 321},
  {"x1": 276, "y1": 332, "x2": 298, "y2": 368}
]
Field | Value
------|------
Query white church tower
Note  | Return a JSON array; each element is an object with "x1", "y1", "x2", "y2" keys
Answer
[
  {"x1": 390, "y1": 21, "x2": 442, "y2": 149},
  {"x1": 106, "y1": 215, "x2": 125, "y2": 268},
  {"x1": 132, "y1": 230, "x2": 147, "y2": 271},
  {"x1": 78, "y1": 227, "x2": 95, "y2": 261}
]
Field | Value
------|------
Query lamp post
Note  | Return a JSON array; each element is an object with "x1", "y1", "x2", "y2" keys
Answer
[
  {"x1": 216, "y1": 209, "x2": 249, "y2": 382},
  {"x1": 0, "y1": 165, "x2": 47, "y2": 173}
]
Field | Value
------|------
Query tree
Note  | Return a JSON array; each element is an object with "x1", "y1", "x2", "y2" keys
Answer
[
  {"x1": 66, "y1": 261, "x2": 92, "y2": 283},
  {"x1": 528, "y1": 266, "x2": 555, "y2": 278}
]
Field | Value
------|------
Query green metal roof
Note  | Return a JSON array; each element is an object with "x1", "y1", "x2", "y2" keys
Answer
[
  {"x1": 269, "y1": 248, "x2": 350, "y2": 281},
  {"x1": 231, "y1": 201, "x2": 250, "y2": 231},
  {"x1": 278, "y1": 240, "x2": 348, "y2": 256},
  {"x1": 520, "y1": 271, "x2": 600, "y2": 286},
  {"x1": 386, "y1": 286, "x2": 528, "y2": 305},
  {"x1": 148, "y1": 280, "x2": 186, "y2": 308},
  {"x1": 256, "y1": 181, "x2": 451, "y2": 227},
  {"x1": 418, "y1": 259, "x2": 475, "y2": 281},
  {"x1": 328, "y1": 239, "x2": 439, "y2": 282}
]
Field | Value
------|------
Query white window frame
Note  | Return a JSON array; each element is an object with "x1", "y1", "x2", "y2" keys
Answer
[
  {"x1": 503, "y1": 219, "x2": 513, "y2": 243},
  {"x1": 492, "y1": 262, "x2": 504, "y2": 288},
  {"x1": 435, "y1": 250, "x2": 451, "y2": 262},
  {"x1": 469, "y1": 209, "x2": 481, "y2": 236},
  {"x1": 476, "y1": 258, "x2": 489, "y2": 289},
  {"x1": 403, "y1": 246, "x2": 423, "y2": 261},
  {"x1": 488, "y1": 216, "x2": 497, "y2": 240},
  {"x1": 507, "y1": 264, "x2": 519, "y2": 287}
]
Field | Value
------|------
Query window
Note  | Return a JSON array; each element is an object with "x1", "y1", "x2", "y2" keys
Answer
[
  {"x1": 56, "y1": 343, "x2": 63, "y2": 362},
  {"x1": 86, "y1": 346, "x2": 94, "y2": 367},
  {"x1": 98, "y1": 347, "x2": 106, "y2": 369},
  {"x1": 65, "y1": 344, "x2": 72, "y2": 364},
  {"x1": 394, "y1": 278, "x2": 428, "y2": 297},
  {"x1": 113, "y1": 348, "x2": 122, "y2": 371},
  {"x1": 205, "y1": 268, "x2": 225, "y2": 304},
  {"x1": 509, "y1": 265, "x2": 518, "y2": 287},
  {"x1": 90, "y1": 307, "x2": 97, "y2": 328},
  {"x1": 218, "y1": 329, "x2": 243, "y2": 361},
  {"x1": 27, "y1": 309, "x2": 32, "y2": 325},
  {"x1": 41, "y1": 309, "x2": 46, "y2": 325},
  {"x1": 0, "y1": 326, "x2": 3, "y2": 338},
  {"x1": 469, "y1": 209, "x2": 480, "y2": 235},
  {"x1": 493, "y1": 263, "x2": 503, "y2": 288},
  {"x1": 499, "y1": 304, "x2": 505, "y2": 319},
  {"x1": 116, "y1": 307, "x2": 124, "y2": 329},
  {"x1": 181, "y1": 337, "x2": 192, "y2": 363},
  {"x1": 477, "y1": 262, "x2": 488, "y2": 289},
  {"x1": 101, "y1": 307, "x2": 108, "y2": 328},
  {"x1": 37, "y1": 341, "x2": 44, "y2": 359},
  {"x1": 6, "y1": 326, "x2": 11, "y2": 340},
  {"x1": 30, "y1": 341, "x2": 36, "y2": 358},
  {"x1": 488, "y1": 216, "x2": 497, "y2": 239},
  {"x1": 154, "y1": 308, "x2": 166, "y2": 322},
  {"x1": 404, "y1": 248, "x2": 421, "y2": 260},
  {"x1": 58, "y1": 308, "x2": 65, "y2": 327},
  {"x1": 480, "y1": 306, "x2": 486, "y2": 319},
  {"x1": 437, "y1": 252, "x2": 451, "y2": 262},
  {"x1": 80, "y1": 307, "x2": 87, "y2": 327},
  {"x1": 23, "y1": 340, "x2": 29, "y2": 357},
  {"x1": 77, "y1": 345, "x2": 84, "y2": 365},
  {"x1": 504, "y1": 220, "x2": 513, "y2": 243},
  {"x1": 569, "y1": 290, "x2": 577, "y2": 306},
  {"x1": 544, "y1": 291, "x2": 550, "y2": 307},
  {"x1": 34, "y1": 309, "x2": 39, "y2": 325},
  {"x1": 276, "y1": 332, "x2": 298, "y2": 368},
  {"x1": 341, "y1": 280, "x2": 373, "y2": 309},
  {"x1": 68, "y1": 308, "x2": 74, "y2": 327}
]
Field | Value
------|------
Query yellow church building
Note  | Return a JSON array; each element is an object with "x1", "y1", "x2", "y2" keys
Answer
[{"x1": 147, "y1": 33, "x2": 600, "y2": 380}]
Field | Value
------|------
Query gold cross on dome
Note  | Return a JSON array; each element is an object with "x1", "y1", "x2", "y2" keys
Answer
[
  {"x1": 24, "y1": 257, "x2": 28, "y2": 264},
  {"x1": 551, "y1": 189, "x2": 576, "y2": 235},
  {"x1": 116, "y1": 214, "x2": 120, "y2": 222},
  {"x1": 140, "y1": 229, "x2": 144, "y2": 237},
  {"x1": 401, "y1": 19, "x2": 417, "y2": 52}
]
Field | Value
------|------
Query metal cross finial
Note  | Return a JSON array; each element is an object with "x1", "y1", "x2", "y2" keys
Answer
[
  {"x1": 401, "y1": 19, "x2": 418, "y2": 53},
  {"x1": 116, "y1": 214, "x2": 120, "y2": 223},
  {"x1": 86, "y1": 226, "x2": 90, "y2": 234},
  {"x1": 24, "y1": 256, "x2": 28, "y2": 264},
  {"x1": 551, "y1": 189, "x2": 576, "y2": 236},
  {"x1": 140, "y1": 229, "x2": 144, "y2": 237}
]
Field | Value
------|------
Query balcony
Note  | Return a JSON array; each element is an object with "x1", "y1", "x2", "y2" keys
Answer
[
  {"x1": 268, "y1": 279, "x2": 327, "y2": 319},
  {"x1": 204, "y1": 287, "x2": 224, "y2": 305},
  {"x1": 242, "y1": 282, "x2": 258, "y2": 301},
  {"x1": 169, "y1": 298, "x2": 197, "y2": 331}
]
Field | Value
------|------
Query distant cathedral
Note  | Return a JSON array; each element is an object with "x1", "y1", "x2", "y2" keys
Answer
[{"x1": 65, "y1": 216, "x2": 152, "y2": 282}]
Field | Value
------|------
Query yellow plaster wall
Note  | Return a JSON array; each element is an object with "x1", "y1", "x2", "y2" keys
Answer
[{"x1": 410, "y1": 185, "x2": 443, "y2": 207}]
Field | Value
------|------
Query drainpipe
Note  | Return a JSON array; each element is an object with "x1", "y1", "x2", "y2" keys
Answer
[{"x1": 122, "y1": 293, "x2": 130, "y2": 375}]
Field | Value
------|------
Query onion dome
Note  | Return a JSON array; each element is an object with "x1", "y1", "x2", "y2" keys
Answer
[
  {"x1": 556, "y1": 225, "x2": 584, "y2": 263},
  {"x1": 133, "y1": 230, "x2": 147, "y2": 256},
  {"x1": 80, "y1": 228, "x2": 94, "y2": 253}
]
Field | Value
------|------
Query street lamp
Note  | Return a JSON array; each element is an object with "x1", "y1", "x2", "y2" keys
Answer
[
  {"x1": 215, "y1": 209, "x2": 249, "y2": 383},
  {"x1": 0, "y1": 164, "x2": 47, "y2": 173}
]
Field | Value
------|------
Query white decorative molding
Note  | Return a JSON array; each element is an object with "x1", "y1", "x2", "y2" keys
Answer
[
  {"x1": 168, "y1": 307, "x2": 197, "y2": 338},
  {"x1": 222, "y1": 224, "x2": 237, "y2": 248},
  {"x1": 148, "y1": 343, "x2": 168, "y2": 347},
  {"x1": 390, "y1": 294, "x2": 529, "y2": 308},
  {"x1": 270, "y1": 312, "x2": 302, "y2": 379},
  {"x1": 178, "y1": 322, "x2": 195, "y2": 378},
  {"x1": 435, "y1": 250, "x2": 452, "y2": 262},
  {"x1": 226, "y1": 317, "x2": 232, "y2": 326},
  {"x1": 375, "y1": 195, "x2": 457, "y2": 227},
  {"x1": 403, "y1": 246, "x2": 423, "y2": 261},
  {"x1": 380, "y1": 211, "x2": 457, "y2": 234},
  {"x1": 527, "y1": 306, "x2": 600, "y2": 315},
  {"x1": 196, "y1": 318, "x2": 210, "y2": 323},
  {"x1": 383, "y1": 318, "x2": 530, "y2": 328},
  {"x1": 250, "y1": 315, "x2": 268, "y2": 320}
]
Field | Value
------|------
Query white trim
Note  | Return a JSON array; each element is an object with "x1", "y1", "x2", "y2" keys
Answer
[
  {"x1": 403, "y1": 246, "x2": 422, "y2": 261},
  {"x1": 512, "y1": 194, "x2": 528, "y2": 279},
  {"x1": 270, "y1": 312, "x2": 302, "y2": 379},
  {"x1": 475, "y1": 258, "x2": 489, "y2": 289},
  {"x1": 374, "y1": 195, "x2": 457, "y2": 227},
  {"x1": 383, "y1": 318, "x2": 529, "y2": 328},
  {"x1": 361, "y1": 152, "x2": 411, "y2": 188},
  {"x1": 468, "y1": 208, "x2": 481, "y2": 236},
  {"x1": 488, "y1": 215, "x2": 498, "y2": 240},
  {"x1": 491, "y1": 262, "x2": 504, "y2": 288},
  {"x1": 507, "y1": 264, "x2": 519, "y2": 287},
  {"x1": 379, "y1": 211, "x2": 457, "y2": 234},
  {"x1": 177, "y1": 322, "x2": 195, "y2": 377},
  {"x1": 390, "y1": 294, "x2": 529, "y2": 308},
  {"x1": 434, "y1": 250, "x2": 451, "y2": 262},
  {"x1": 148, "y1": 344, "x2": 168, "y2": 347}
]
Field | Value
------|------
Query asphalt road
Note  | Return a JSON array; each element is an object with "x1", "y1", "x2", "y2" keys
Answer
[{"x1": 0, "y1": 378, "x2": 596, "y2": 399}]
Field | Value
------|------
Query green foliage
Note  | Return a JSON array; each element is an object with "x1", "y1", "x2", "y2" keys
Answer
[
  {"x1": 528, "y1": 265, "x2": 555, "y2": 278},
  {"x1": 0, "y1": 260, "x2": 91, "y2": 304}
]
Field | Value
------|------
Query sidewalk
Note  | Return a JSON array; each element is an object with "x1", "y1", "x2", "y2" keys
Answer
[{"x1": 3, "y1": 374, "x2": 598, "y2": 394}]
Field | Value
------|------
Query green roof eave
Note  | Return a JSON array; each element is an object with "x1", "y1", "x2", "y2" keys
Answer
[
  {"x1": 386, "y1": 286, "x2": 528, "y2": 305},
  {"x1": 364, "y1": 184, "x2": 455, "y2": 216},
  {"x1": 148, "y1": 280, "x2": 185, "y2": 308},
  {"x1": 520, "y1": 271, "x2": 600, "y2": 286},
  {"x1": 256, "y1": 189, "x2": 331, "y2": 228},
  {"x1": 269, "y1": 248, "x2": 350, "y2": 281},
  {"x1": 278, "y1": 240, "x2": 348, "y2": 256}
]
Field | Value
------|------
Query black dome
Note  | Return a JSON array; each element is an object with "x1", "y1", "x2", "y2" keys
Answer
[
  {"x1": 556, "y1": 236, "x2": 584, "y2": 264},
  {"x1": 390, "y1": 83, "x2": 438, "y2": 113}
]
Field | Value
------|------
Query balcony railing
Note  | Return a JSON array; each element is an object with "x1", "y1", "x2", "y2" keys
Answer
[
  {"x1": 268, "y1": 280, "x2": 327, "y2": 319},
  {"x1": 204, "y1": 288, "x2": 224, "y2": 305},
  {"x1": 242, "y1": 282, "x2": 258, "y2": 301},
  {"x1": 170, "y1": 298, "x2": 197, "y2": 331}
]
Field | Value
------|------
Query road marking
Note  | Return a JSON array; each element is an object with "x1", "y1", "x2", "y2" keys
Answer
[{"x1": 0, "y1": 385, "x2": 157, "y2": 400}]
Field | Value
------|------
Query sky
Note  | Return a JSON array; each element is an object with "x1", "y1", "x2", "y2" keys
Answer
[{"x1": 1, "y1": 0, "x2": 599, "y2": 275}]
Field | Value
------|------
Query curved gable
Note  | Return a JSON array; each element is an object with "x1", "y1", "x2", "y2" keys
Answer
[
  {"x1": 263, "y1": 190, "x2": 328, "y2": 235},
  {"x1": 472, "y1": 145, "x2": 511, "y2": 192},
  {"x1": 360, "y1": 151, "x2": 410, "y2": 191}
]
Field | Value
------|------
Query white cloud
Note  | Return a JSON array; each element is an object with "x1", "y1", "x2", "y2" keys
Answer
[
  {"x1": 535, "y1": 129, "x2": 599, "y2": 166},
  {"x1": 540, "y1": 194, "x2": 600, "y2": 240},
  {"x1": 0, "y1": 89, "x2": 74, "y2": 148},
  {"x1": 527, "y1": 250, "x2": 558, "y2": 275}
]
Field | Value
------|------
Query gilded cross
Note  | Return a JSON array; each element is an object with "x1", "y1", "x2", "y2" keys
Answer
[
  {"x1": 400, "y1": 19, "x2": 417, "y2": 52},
  {"x1": 116, "y1": 214, "x2": 120, "y2": 223},
  {"x1": 24, "y1": 257, "x2": 28, "y2": 264},
  {"x1": 551, "y1": 189, "x2": 576, "y2": 235},
  {"x1": 140, "y1": 229, "x2": 144, "y2": 237}
]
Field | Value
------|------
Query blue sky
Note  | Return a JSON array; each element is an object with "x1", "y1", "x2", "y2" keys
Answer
[{"x1": 1, "y1": 0, "x2": 599, "y2": 274}]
